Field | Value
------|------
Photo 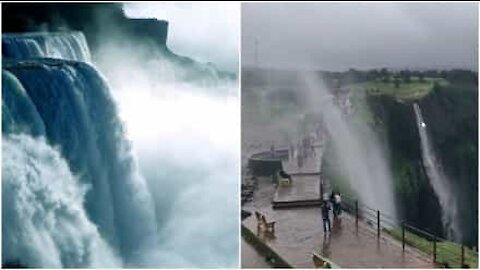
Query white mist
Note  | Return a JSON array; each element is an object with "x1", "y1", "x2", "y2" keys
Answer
[{"x1": 301, "y1": 72, "x2": 397, "y2": 219}]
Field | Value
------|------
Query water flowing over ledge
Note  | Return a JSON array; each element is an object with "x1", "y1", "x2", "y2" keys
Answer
[
  {"x1": 2, "y1": 32, "x2": 158, "y2": 267},
  {"x1": 3, "y1": 32, "x2": 91, "y2": 63}
]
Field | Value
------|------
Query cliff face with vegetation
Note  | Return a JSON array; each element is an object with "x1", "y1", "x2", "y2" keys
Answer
[{"x1": 367, "y1": 70, "x2": 478, "y2": 247}]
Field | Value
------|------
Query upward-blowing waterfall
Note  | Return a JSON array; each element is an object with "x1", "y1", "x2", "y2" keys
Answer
[
  {"x1": 413, "y1": 103, "x2": 460, "y2": 241},
  {"x1": 2, "y1": 32, "x2": 157, "y2": 267},
  {"x1": 301, "y1": 72, "x2": 397, "y2": 220}
]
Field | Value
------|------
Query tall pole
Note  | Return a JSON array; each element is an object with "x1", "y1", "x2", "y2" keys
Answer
[
  {"x1": 320, "y1": 173, "x2": 324, "y2": 202},
  {"x1": 355, "y1": 200, "x2": 359, "y2": 229},
  {"x1": 377, "y1": 210, "x2": 380, "y2": 238}
]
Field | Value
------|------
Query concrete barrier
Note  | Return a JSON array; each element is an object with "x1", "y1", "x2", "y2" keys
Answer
[{"x1": 241, "y1": 224, "x2": 292, "y2": 268}]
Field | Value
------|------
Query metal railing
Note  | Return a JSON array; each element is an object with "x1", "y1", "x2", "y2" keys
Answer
[{"x1": 338, "y1": 193, "x2": 478, "y2": 268}]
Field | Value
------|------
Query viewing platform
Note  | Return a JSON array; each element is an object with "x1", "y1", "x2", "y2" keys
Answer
[
  {"x1": 243, "y1": 140, "x2": 436, "y2": 268},
  {"x1": 243, "y1": 178, "x2": 434, "y2": 268}
]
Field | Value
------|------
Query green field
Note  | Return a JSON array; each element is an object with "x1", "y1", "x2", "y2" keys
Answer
[{"x1": 350, "y1": 77, "x2": 448, "y2": 101}]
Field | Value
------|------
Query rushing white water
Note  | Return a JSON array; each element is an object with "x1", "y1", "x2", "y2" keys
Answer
[
  {"x1": 96, "y1": 48, "x2": 240, "y2": 267},
  {"x1": 2, "y1": 33, "x2": 158, "y2": 267},
  {"x1": 3, "y1": 32, "x2": 91, "y2": 63},
  {"x1": 3, "y1": 29, "x2": 238, "y2": 267},
  {"x1": 2, "y1": 135, "x2": 121, "y2": 268},
  {"x1": 413, "y1": 103, "x2": 460, "y2": 240},
  {"x1": 301, "y1": 72, "x2": 397, "y2": 219}
]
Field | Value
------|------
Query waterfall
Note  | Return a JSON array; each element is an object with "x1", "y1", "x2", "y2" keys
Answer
[
  {"x1": 413, "y1": 103, "x2": 460, "y2": 241},
  {"x1": 3, "y1": 32, "x2": 91, "y2": 63},
  {"x1": 301, "y1": 72, "x2": 397, "y2": 219},
  {"x1": 2, "y1": 32, "x2": 157, "y2": 267},
  {"x1": 2, "y1": 135, "x2": 120, "y2": 268}
]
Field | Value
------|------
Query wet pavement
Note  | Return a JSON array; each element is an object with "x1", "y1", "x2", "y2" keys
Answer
[
  {"x1": 243, "y1": 147, "x2": 434, "y2": 269},
  {"x1": 241, "y1": 238, "x2": 272, "y2": 268},
  {"x1": 273, "y1": 175, "x2": 321, "y2": 203},
  {"x1": 243, "y1": 179, "x2": 434, "y2": 268},
  {"x1": 274, "y1": 144, "x2": 323, "y2": 205},
  {"x1": 244, "y1": 174, "x2": 437, "y2": 268},
  {"x1": 242, "y1": 136, "x2": 434, "y2": 268}
]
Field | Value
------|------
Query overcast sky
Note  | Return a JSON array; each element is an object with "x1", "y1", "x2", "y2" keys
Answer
[
  {"x1": 242, "y1": 3, "x2": 478, "y2": 71},
  {"x1": 124, "y1": 3, "x2": 239, "y2": 73}
]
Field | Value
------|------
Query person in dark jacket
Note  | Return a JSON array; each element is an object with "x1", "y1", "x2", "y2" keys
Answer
[{"x1": 321, "y1": 200, "x2": 331, "y2": 233}]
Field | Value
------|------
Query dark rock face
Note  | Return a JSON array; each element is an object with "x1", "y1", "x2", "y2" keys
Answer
[
  {"x1": 368, "y1": 74, "x2": 478, "y2": 247},
  {"x1": 419, "y1": 81, "x2": 478, "y2": 247},
  {"x1": 368, "y1": 95, "x2": 444, "y2": 238}
]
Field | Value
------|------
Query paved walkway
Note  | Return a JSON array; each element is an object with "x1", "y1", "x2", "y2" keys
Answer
[
  {"x1": 243, "y1": 180, "x2": 434, "y2": 268},
  {"x1": 274, "y1": 143, "x2": 323, "y2": 205},
  {"x1": 273, "y1": 175, "x2": 320, "y2": 203},
  {"x1": 241, "y1": 238, "x2": 271, "y2": 268},
  {"x1": 243, "y1": 137, "x2": 434, "y2": 268}
]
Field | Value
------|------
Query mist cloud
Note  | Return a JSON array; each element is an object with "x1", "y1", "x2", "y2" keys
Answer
[{"x1": 124, "y1": 3, "x2": 239, "y2": 73}]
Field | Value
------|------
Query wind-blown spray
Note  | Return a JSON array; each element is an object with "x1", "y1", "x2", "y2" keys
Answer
[
  {"x1": 3, "y1": 25, "x2": 238, "y2": 267},
  {"x1": 95, "y1": 40, "x2": 239, "y2": 267},
  {"x1": 301, "y1": 72, "x2": 397, "y2": 219}
]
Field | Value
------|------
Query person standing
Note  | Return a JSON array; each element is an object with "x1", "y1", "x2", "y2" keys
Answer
[
  {"x1": 321, "y1": 200, "x2": 331, "y2": 234},
  {"x1": 334, "y1": 193, "x2": 342, "y2": 217},
  {"x1": 330, "y1": 191, "x2": 342, "y2": 218},
  {"x1": 330, "y1": 191, "x2": 337, "y2": 218}
]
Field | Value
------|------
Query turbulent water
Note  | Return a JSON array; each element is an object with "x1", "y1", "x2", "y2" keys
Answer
[
  {"x1": 2, "y1": 135, "x2": 120, "y2": 268},
  {"x1": 301, "y1": 72, "x2": 397, "y2": 219},
  {"x1": 413, "y1": 103, "x2": 460, "y2": 241},
  {"x1": 2, "y1": 32, "x2": 158, "y2": 267},
  {"x1": 2, "y1": 31, "x2": 238, "y2": 268},
  {"x1": 3, "y1": 32, "x2": 91, "y2": 63},
  {"x1": 95, "y1": 40, "x2": 239, "y2": 268}
]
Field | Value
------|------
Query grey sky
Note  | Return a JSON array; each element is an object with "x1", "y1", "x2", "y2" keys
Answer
[{"x1": 242, "y1": 3, "x2": 478, "y2": 71}]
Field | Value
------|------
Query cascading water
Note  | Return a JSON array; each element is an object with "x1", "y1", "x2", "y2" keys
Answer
[
  {"x1": 3, "y1": 32, "x2": 91, "y2": 63},
  {"x1": 2, "y1": 32, "x2": 158, "y2": 267},
  {"x1": 413, "y1": 103, "x2": 460, "y2": 241},
  {"x1": 94, "y1": 39, "x2": 239, "y2": 268},
  {"x1": 2, "y1": 135, "x2": 120, "y2": 268},
  {"x1": 2, "y1": 28, "x2": 238, "y2": 268},
  {"x1": 301, "y1": 72, "x2": 397, "y2": 219}
]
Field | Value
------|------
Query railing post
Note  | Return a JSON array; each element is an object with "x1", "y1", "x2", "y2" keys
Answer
[
  {"x1": 402, "y1": 222, "x2": 405, "y2": 252},
  {"x1": 461, "y1": 243, "x2": 465, "y2": 268},
  {"x1": 433, "y1": 235, "x2": 437, "y2": 263},
  {"x1": 319, "y1": 177, "x2": 324, "y2": 201},
  {"x1": 377, "y1": 210, "x2": 380, "y2": 238},
  {"x1": 355, "y1": 200, "x2": 358, "y2": 229}
]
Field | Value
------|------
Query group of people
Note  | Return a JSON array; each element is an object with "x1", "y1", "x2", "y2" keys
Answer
[{"x1": 320, "y1": 191, "x2": 342, "y2": 234}]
